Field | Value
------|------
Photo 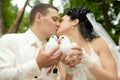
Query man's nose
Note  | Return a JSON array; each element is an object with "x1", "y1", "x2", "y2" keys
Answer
[{"x1": 56, "y1": 21, "x2": 60, "y2": 28}]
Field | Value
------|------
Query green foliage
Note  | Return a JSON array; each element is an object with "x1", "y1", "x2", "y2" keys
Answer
[
  {"x1": 61, "y1": 0, "x2": 120, "y2": 44},
  {"x1": 49, "y1": 0, "x2": 53, "y2": 5},
  {"x1": 18, "y1": 12, "x2": 29, "y2": 33},
  {"x1": 112, "y1": 1, "x2": 120, "y2": 15},
  {"x1": 2, "y1": 0, "x2": 18, "y2": 33},
  {"x1": 105, "y1": 0, "x2": 115, "y2": 4}
]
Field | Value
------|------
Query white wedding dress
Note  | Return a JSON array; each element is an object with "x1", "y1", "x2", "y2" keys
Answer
[
  {"x1": 84, "y1": 42, "x2": 102, "y2": 80},
  {"x1": 73, "y1": 42, "x2": 102, "y2": 80}
]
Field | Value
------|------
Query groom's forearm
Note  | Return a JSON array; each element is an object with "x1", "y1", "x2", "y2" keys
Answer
[{"x1": 66, "y1": 73, "x2": 73, "y2": 80}]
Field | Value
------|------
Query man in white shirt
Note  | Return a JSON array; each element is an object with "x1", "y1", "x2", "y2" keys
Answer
[{"x1": 0, "y1": 3, "x2": 62, "y2": 80}]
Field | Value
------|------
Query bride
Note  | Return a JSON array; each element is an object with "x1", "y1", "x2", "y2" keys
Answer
[{"x1": 57, "y1": 7, "x2": 120, "y2": 80}]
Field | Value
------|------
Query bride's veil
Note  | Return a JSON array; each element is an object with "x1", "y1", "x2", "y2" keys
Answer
[{"x1": 86, "y1": 13, "x2": 120, "y2": 77}]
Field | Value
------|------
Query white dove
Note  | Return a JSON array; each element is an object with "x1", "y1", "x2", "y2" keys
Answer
[
  {"x1": 59, "y1": 35, "x2": 78, "y2": 74},
  {"x1": 59, "y1": 35, "x2": 77, "y2": 57},
  {"x1": 42, "y1": 35, "x2": 60, "y2": 80},
  {"x1": 59, "y1": 35, "x2": 87, "y2": 80},
  {"x1": 45, "y1": 35, "x2": 59, "y2": 53}
]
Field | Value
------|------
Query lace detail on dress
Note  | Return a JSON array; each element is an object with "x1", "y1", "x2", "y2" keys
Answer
[{"x1": 84, "y1": 42, "x2": 102, "y2": 80}]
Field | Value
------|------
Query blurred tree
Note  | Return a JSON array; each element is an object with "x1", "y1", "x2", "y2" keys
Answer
[
  {"x1": 49, "y1": 0, "x2": 54, "y2": 4},
  {"x1": 2, "y1": 0, "x2": 18, "y2": 33},
  {"x1": 18, "y1": 12, "x2": 29, "y2": 33},
  {"x1": 8, "y1": 0, "x2": 29, "y2": 33},
  {"x1": 0, "y1": 0, "x2": 4, "y2": 37}
]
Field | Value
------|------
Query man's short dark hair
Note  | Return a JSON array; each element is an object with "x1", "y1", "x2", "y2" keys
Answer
[{"x1": 30, "y1": 3, "x2": 58, "y2": 25}]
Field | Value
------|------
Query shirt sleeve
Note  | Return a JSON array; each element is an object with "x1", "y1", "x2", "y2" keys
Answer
[
  {"x1": 0, "y1": 35, "x2": 42, "y2": 80},
  {"x1": 22, "y1": 59, "x2": 42, "y2": 79},
  {"x1": 0, "y1": 59, "x2": 42, "y2": 80}
]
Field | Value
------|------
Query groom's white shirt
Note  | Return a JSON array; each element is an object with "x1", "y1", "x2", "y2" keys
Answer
[{"x1": 0, "y1": 29, "x2": 45, "y2": 80}]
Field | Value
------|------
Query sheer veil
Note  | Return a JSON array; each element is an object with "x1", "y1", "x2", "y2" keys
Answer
[{"x1": 86, "y1": 13, "x2": 120, "y2": 77}]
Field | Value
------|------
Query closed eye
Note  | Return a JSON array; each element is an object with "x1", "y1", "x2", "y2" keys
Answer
[{"x1": 52, "y1": 16, "x2": 58, "y2": 22}]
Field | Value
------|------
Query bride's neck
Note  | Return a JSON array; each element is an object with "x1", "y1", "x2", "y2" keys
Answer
[{"x1": 69, "y1": 32, "x2": 87, "y2": 47}]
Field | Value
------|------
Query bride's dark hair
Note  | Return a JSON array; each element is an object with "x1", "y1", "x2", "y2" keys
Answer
[{"x1": 66, "y1": 7, "x2": 99, "y2": 41}]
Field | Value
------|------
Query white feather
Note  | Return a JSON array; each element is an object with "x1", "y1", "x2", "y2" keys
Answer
[
  {"x1": 43, "y1": 35, "x2": 59, "y2": 80},
  {"x1": 59, "y1": 35, "x2": 78, "y2": 74},
  {"x1": 45, "y1": 35, "x2": 58, "y2": 52},
  {"x1": 59, "y1": 35, "x2": 72, "y2": 54},
  {"x1": 59, "y1": 35, "x2": 87, "y2": 79}
]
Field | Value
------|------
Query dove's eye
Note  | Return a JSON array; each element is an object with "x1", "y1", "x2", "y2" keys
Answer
[
  {"x1": 52, "y1": 36, "x2": 54, "y2": 38},
  {"x1": 62, "y1": 37, "x2": 64, "y2": 39}
]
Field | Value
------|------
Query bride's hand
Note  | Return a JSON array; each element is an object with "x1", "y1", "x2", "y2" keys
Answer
[{"x1": 61, "y1": 46, "x2": 83, "y2": 67}]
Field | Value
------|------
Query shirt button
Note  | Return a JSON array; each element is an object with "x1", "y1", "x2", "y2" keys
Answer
[{"x1": 34, "y1": 76, "x2": 38, "y2": 78}]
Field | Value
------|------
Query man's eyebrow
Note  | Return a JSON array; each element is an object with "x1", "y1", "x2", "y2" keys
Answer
[{"x1": 52, "y1": 16, "x2": 58, "y2": 19}]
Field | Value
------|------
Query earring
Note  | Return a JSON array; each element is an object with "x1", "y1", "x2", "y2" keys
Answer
[{"x1": 72, "y1": 26, "x2": 75, "y2": 30}]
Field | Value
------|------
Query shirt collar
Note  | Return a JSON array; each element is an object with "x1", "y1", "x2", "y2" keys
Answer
[{"x1": 24, "y1": 29, "x2": 43, "y2": 46}]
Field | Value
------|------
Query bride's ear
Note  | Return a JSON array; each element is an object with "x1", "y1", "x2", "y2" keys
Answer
[{"x1": 72, "y1": 19, "x2": 79, "y2": 27}]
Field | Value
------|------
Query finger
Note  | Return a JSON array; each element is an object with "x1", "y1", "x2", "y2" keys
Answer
[
  {"x1": 67, "y1": 56, "x2": 82, "y2": 65},
  {"x1": 49, "y1": 53, "x2": 62, "y2": 65},
  {"x1": 60, "y1": 53, "x2": 67, "y2": 62},
  {"x1": 68, "y1": 51, "x2": 82, "y2": 58},
  {"x1": 72, "y1": 46, "x2": 82, "y2": 51},
  {"x1": 48, "y1": 59, "x2": 59, "y2": 66},
  {"x1": 48, "y1": 46, "x2": 59, "y2": 56},
  {"x1": 51, "y1": 52, "x2": 63, "y2": 61},
  {"x1": 54, "y1": 50, "x2": 63, "y2": 58},
  {"x1": 69, "y1": 60, "x2": 82, "y2": 67},
  {"x1": 63, "y1": 60, "x2": 69, "y2": 65},
  {"x1": 68, "y1": 55, "x2": 82, "y2": 62},
  {"x1": 67, "y1": 59, "x2": 82, "y2": 67},
  {"x1": 40, "y1": 44, "x2": 47, "y2": 51},
  {"x1": 52, "y1": 59, "x2": 59, "y2": 65}
]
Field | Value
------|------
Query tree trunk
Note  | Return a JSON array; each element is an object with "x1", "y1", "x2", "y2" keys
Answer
[
  {"x1": 118, "y1": 36, "x2": 120, "y2": 52},
  {"x1": 0, "y1": 0, "x2": 4, "y2": 37},
  {"x1": 8, "y1": 0, "x2": 29, "y2": 33},
  {"x1": 101, "y1": 0, "x2": 112, "y2": 31}
]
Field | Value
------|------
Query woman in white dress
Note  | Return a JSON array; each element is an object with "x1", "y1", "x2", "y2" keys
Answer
[{"x1": 57, "y1": 7, "x2": 120, "y2": 80}]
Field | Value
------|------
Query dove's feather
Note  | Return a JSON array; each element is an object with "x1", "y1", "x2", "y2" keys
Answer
[
  {"x1": 45, "y1": 35, "x2": 58, "y2": 52},
  {"x1": 42, "y1": 35, "x2": 59, "y2": 80},
  {"x1": 71, "y1": 42, "x2": 78, "y2": 46},
  {"x1": 59, "y1": 35, "x2": 87, "y2": 79},
  {"x1": 59, "y1": 35, "x2": 73, "y2": 54},
  {"x1": 59, "y1": 35, "x2": 77, "y2": 74}
]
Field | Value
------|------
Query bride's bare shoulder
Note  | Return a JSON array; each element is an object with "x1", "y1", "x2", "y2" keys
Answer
[
  {"x1": 91, "y1": 37, "x2": 106, "y2": 45},
  {"x1": 90, "y1": 37, "x2": 108, "y2": 55}
]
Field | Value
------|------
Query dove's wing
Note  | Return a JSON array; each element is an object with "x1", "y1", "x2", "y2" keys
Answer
[
  {"x1": 59, "y1": 35, "x2": 76, "y2": 74},
  {"x1": 59, "y1": 35, "x2": 72, "y2": 54},
  {"x1": 43, "y1": 35, "x2": 59, "y2": 80},
  {"x1": 45, "y1": 35, "x2": 58, "y2": 52},
  {"x1": 59, "y1": 35, "x2": 87, "y2": 79}
]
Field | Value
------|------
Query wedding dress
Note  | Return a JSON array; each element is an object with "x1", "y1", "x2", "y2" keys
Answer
[{"x1": 73, "y1": 42, "x2": 102, "y2": 80}]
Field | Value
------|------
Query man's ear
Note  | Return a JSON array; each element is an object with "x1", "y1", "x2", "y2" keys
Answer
[
  {"x1": 35, "y1": 12, "x2": 43, "y2": 22},
  {"x1": 72, "y1": 19, "x2": 79, "y2": 26}
]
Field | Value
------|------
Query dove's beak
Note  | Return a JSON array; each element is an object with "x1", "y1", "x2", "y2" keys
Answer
[{"x1": 57, "y1": 40, "x2": 60, "y2": 45}]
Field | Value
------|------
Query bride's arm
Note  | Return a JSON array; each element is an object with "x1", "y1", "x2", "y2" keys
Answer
[{"x1": 89, "y1": 38, "x2": 117, "y2": 80}]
